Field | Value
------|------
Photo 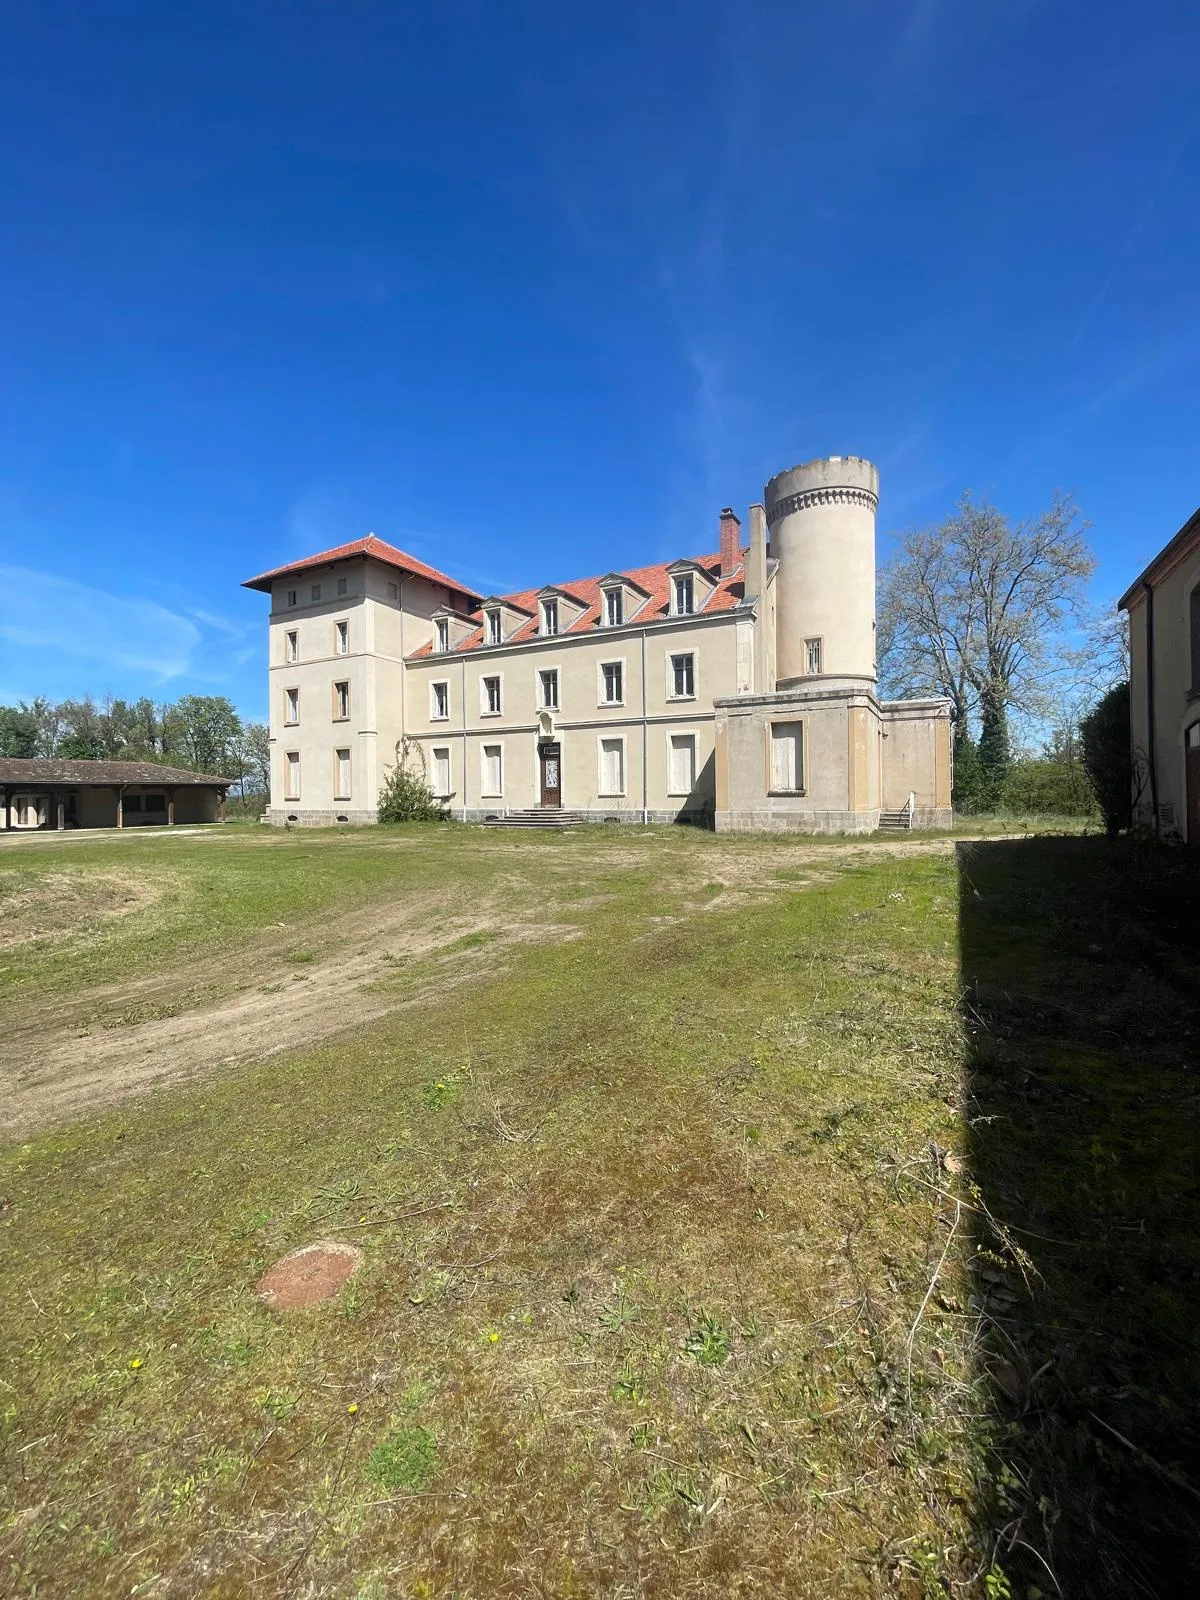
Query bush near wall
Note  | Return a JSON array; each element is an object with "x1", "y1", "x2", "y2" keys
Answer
[{"x1": 999, "y1": 759, "x2": 1098, "y2": 818}]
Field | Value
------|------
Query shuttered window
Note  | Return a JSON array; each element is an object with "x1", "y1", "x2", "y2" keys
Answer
[
  {"x1": 284, "y1": 751, "x2": 301, "y2": 800},
  {"x1": 770, "y1": 722, "x2": 803, "y2": 792},
  {"x1": 482, "y1": 744, "x2": 503, "y2": 796},
  {"x1": 334, "y1": 748, "x2": 351, "y2": 799},
  {"x1": 598, "y1": 737, "x2": 625, "y2": 796},
  {"x1": 668, "y1": 734, "x2": 697, "y2": 795},
  {"x1": 432, "y1": 747, "x2": 451, "y2": 797}
]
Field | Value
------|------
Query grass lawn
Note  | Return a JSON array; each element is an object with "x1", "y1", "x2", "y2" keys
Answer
[{"x1": 0, "y1": 822, "x2": 1195, "y2": 1599}]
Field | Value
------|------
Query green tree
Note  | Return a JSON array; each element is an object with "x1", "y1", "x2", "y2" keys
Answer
[
  {"x1": 238, "y1": 722, "x2": 271, "y2": 795},
  {"x1": 977, "y1": 687, "x2": 1012, "y2": 807},
  {"x1": 879, "y1": 491, "x2": 1096, "y2": 767},
  {"x1": 952, "y1": 728, "x2": 986, "y2": 813},
  {"x1": 0, "y1": 705, "x2": 39, "y2": 757},
  {"x1": 172, "y1": 695, "x2": 241, "y2": 774},
  {"x1": 1080, "y1": 683, "x2": 1133, "y2": 838}
]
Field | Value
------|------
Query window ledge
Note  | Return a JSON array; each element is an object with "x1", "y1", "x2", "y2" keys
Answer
[
  {"x1": 599, "y1": 701, "x2": 625, "y2": 709},
  {"x1": 332, "y1": 716, "x2": 351, "y2": 724},
  {"x1": 479, "y1": 710, "x2": 503, "y2": 718},
  {"x1": 667, "y1": 694, "x2": 697, "y2": 702},
  {"x1": 768, "y1": 788, "x2": 807, "y2": 798}
]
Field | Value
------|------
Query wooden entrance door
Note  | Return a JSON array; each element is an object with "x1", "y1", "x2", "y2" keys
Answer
[
  {"x1": 539, "y1": 742, "x2": 562, "y2": 808},
  {"x1": 1186, "y1": 724, "x2": 1200, "y2": 847}
]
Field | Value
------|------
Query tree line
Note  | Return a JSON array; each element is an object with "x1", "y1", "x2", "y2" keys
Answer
[
  {"x1": 0, "y1": 695, "x2": 269, "y2": 796},
  {"x1": 878, "y1": 490, "x2": 1130, "y2": 820}
]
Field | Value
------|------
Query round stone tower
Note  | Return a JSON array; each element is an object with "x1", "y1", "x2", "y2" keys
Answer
[{"x1": 764, "y1": 454, "x2": 879, "y2": 686}]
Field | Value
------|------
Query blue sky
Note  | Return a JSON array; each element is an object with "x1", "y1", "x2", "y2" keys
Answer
[{"x1": 1, "y1": 0, "x2": 1197, "y2": 720}]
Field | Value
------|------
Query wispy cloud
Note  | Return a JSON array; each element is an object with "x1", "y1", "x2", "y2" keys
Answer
[
  {"x1": 0, "y1": 566, "x2": 262, "y2": 707},
  {"x1": 0, "y1": 566, "x2": 201, "y2": 680}
]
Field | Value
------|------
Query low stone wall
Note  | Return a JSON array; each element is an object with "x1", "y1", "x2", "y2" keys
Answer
[{"x1": 912, "y1": 807, "x2": 954, "y2": 830}]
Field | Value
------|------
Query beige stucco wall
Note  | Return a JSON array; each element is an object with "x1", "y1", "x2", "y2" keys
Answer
[
  {"x1": 1126, "y1": 537, "x2": 1200, "y2": 839},
  {"x1": 766, "y1": 457, "x2": 878, "y2": 685},
  {"x1": 404, "y1": 610, "x2": 741, "y2": 817},
  {"x1": 266, "y1": 557, "x2": 452, "y2": 821},
  {"x1": 879, "y1": 702, "x2": 954, "y2": 812}
]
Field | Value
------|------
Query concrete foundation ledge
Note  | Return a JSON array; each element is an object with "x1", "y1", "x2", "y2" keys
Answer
[
  {"x1": 267, "y1": 808, "x2": 378, "y2": 827},
  {"x1": 912, "y1": 807, "x2": 954, "y2": 830},
  {"x1": 715, "y1": 809, "x2": 881, "y2": 835}
]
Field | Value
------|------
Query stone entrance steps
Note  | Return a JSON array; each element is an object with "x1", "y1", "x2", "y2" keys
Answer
[
  {"x1": 878, "y1": 808, "x2": 913, "y2": 833},
  {"x1": 480, "y1": 807, "x2": 587, "y2": 829}
]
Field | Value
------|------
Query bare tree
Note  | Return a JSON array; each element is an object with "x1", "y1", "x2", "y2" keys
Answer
[{"x1": 878, "y1": 492, "x2": 1096, "y2": 745}]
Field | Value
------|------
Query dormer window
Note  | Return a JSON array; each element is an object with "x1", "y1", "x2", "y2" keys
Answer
[
  {"x1": 435, "y1": 619, "x2": 450, "y2": 653},
  {"x1": 604, "y1": 588, "x2": 624, "y2": 628},
  {"x1": 311, "y1": 584, "x2": 321, "y2": 603},
  {"x1": 486, "y1": 608, "x2": 502, "y2": 645},
  {"x1": 673, "y1": 575, "x2": 694, "y2": 616},
  {"x1": 541, "y1": 597, "x2": 559, "y2": 636},
  {"x1": 287, "y1": 589, "x2": 297, "y2": 608}
]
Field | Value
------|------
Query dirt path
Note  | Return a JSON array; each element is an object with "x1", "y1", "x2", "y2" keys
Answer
[{"x1": 0, "y1": 832, "x2": 1014, "y2": 1136}]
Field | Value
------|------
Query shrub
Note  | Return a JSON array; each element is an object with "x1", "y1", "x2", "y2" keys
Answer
[
  {"x1": 953, "y1": 732, "x2": 986, "y2": 813},
  {"x1": 1000, "y1": 759, "x2": 1097, "y2": 818},
  {"x1": 1081, "y1": 682, "x2": 1132, "y2": 837},
  {"x1": 376, "y1": 742, "x2": 447, "y2": 824}
]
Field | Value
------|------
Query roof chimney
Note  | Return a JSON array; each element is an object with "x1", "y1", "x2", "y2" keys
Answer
[{"x1": 719, "y1": 507, "x2": 742, "y2": 578}]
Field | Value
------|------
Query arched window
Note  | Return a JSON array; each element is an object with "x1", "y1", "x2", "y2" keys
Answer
[{"x1": 1191, "y1": 580, "x2": 1200, "y2": 690}]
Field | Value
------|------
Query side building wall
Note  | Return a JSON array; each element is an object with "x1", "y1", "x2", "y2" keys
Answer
[{"x1": 1126, "y1": 536, "x2": 1200, "y2": 840}]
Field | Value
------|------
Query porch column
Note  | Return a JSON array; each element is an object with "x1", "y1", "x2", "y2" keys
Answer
[
  {"x1": 116, "y1": 786, "x2": 125, "y2": 829},
  {"x1": 167, "y1": 788, "x2": 176, "y2": 827},
  {"x1": 218, "y1": 786, "x2": 227, "y2": 822},
  {"x1": 56, "y1": 793, "x2": 65, "y2": 831},
  {"x1": 0, "y1": 788, "x2": 7, "y2": 830}
]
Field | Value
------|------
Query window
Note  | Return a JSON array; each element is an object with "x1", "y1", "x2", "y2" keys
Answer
[
  {"x1": 144, "y1": 793, "x2": 166, "y2": 814},
  {"x1": 541, "y1": 597, "x2": 558, "y2": 636},
  {"x1": 598, "y1": 736, "x2": 625, "y2": 796},
  {"x1": 334, "y1": 747, "x2": 351, "y2": 800},
  {"x1": 431, "y1": 680, "x2": 450, "y2": 720},
  {"x1": 336, "y1": 575, "x2": 347, "y2": 597},
  {"x1": 335, "y1": 620, "x2": 349, "y2": 655},
  {"x1": 311, "y1": 583, "x2": 321, "y2": 603},
  {"x1": 604, "y1": 587, "x2": 623, "y2": 627},
  {"x1": 333, "y1": 680, "x2": 350, "y2": 720},
  {"x1": 435, "y1": 618, "x2": 449, "y2": 653},
  {"x1": 601, "y1": 661, "x2": 623, "y2": 705},
  {"x1": 388, "y1": 580, "x2": 399, "y2": 601},
  {"x1": 285, "y1": 630, "x2": 298, "y2": 663},
  {"x1": 674, "y1": 575, "x2": 694, "y2": 616},
  {"x1": 668, "y1": 733, "x2": 697, "y2": 795},
  {"x1": 539, "y1": 668, "x2": 559, "y2": 710},
  {"x1": 124, "y1": 793, "x2": 143, "y2": 814},
  {"x1": 285, "y1": 687, "x2": 299, "y2": 725},
  {"x1": 486, "y1": 608, "x2": 502, "y2": 645},
  {"x1": 482, "y1": 743, "x2": 503, "y2": 796},
  {"x1": 670, "y1": 652, "x2": 695, "y2": 698},
  {"x1": 432, "y1": 746, "x2": 452, "y2": 797},
  {"x1": 284, "y1": 751, "x2": 301, "y2": 800},
  {"x1": 805, "y1": 637, "x2": 823, "y2": 675},
  {"x1": 770, "y1": 721, "x2": 804, "y2": 793},
  {"x1": 287, "y1": 589, "x2": 297, "y2": 607},
  {"x1": 482, "y1": 675, "x2": 502, "y2": 715}
]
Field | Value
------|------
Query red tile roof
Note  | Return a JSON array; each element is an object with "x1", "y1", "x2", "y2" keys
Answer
[
  {"x1": 242, "y1": 535, "x2": 482, "y2": 602},
  {"x1": 409, "y1": 549, "x2": 745, "y2": 658}
]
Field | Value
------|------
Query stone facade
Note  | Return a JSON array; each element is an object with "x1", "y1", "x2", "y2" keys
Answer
[{"x1": 244, "y1": 458, "x2": 953, "y2": 832}]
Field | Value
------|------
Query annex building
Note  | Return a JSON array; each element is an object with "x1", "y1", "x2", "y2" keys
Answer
[
  {"x1": 1119, "y1": 501, "x2": 1200, "y2": 844},
  {"x1": 244, "y1": 455, "x2": 952, "y2": 832}
]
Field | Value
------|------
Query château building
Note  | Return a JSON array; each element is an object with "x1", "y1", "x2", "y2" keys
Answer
[{"x1": 244, "y1": 455, "x2": 953, "y2": 832}]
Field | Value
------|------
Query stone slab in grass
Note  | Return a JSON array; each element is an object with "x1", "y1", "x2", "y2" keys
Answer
[{"x1": 256, "y1": 1240, "x2": 363, "y2": 1309}]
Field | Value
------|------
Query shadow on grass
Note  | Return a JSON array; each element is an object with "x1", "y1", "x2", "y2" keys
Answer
[{"x1": 958, "y1": 837, "x2": 1200, "y2": 1598}]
